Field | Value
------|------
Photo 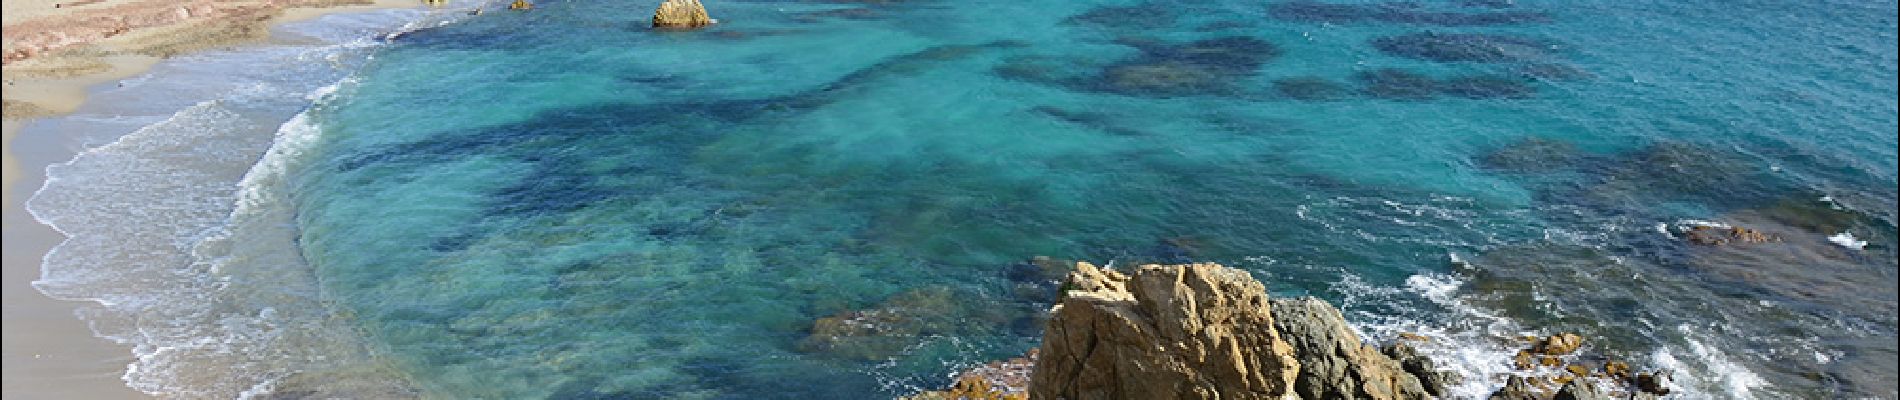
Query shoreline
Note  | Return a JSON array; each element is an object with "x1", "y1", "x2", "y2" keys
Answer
[{"x1": 1, "y1": 1, "x2": 419, "y2": 398}]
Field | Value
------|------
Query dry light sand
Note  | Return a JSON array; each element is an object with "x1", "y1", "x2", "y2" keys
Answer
[{"x1": 3, "y1": 0, "x2": 420, "y2": 397}]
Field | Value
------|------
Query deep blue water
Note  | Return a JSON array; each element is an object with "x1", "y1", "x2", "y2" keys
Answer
[{"x1": 25, "y1": 0, "x2": 1898, "y2": 398}]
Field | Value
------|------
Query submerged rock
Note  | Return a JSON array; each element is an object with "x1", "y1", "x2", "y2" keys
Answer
[
  {"x1": 997, "y1": 36, "x2": 1278, "y2": 98},
  {"x1": 1357, "y1": 68, "x2": 1439, "y2": 100},
  {"x1": 1269, "y1": 1, "x2": 1551, "y2": 26},
  {"x1": 1098, "y1": 36, "x2": 1280, "y2": 97},
  {"x1": 1273, "y1": 297, "x2": 1434, "y2": 400},
  {"x1": 1274, "y1": 76, "x2": 1354, "y2": 101},
  {"x1": 1438, "y1": 75, "x2": 1537, "y2": 99},
  {"x1": 1371, "y1": 32, "x2": 1553, "y2": 63},
  {"x1": 795, "y1": 286, "x2": 1002, "y2": 360},
  {"x1": 1063, "y1": 3, "x2": 1178, "y2": 30},
  {"x1": 1031, "y1": 262, "x2": 1302, "y2": 399},
  {"x1": 1477, "y1": 137, "x2": 1585, "y2": 172},
  {"x1": 653, "y1": 0, "x2": 714, "y2": 29},
  {"x1": 1103, "y1": 62, "x2": 1224, "y2": 95}
]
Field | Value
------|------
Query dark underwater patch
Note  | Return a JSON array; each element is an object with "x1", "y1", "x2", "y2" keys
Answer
[
  {"x1": 1353, "y1": 68, "x2": 1539, "y2": 100},
  {"x1": 1513, "y1": 63, "x2": 1595, "y2": 81},
  {"x1": 1356, "y1": 68, "x2": 1439, "y2": 100},
  {"x1": 1273, "y1": 76, "x2": 1354, "y2": 101},
  {"x1": 1476, "y1": 137, "x2": 1586, "y2": 172},
  {"x1": 999, "y1": 36, "x2": 1280, "y2": 98},
  {"x1": 1460, "y1": 0, "x2": 1516, "y2": 9},
  {"x1": 1029, "y1": 106, "x2": 1147, "y2": 137},
  {"x1": 1371, "y1": 32, "x2": 1555, "y2": 63},
  {"x1": 1437, "y1": 75, "x2": 1536, "y2": 99},
  {"x1": 789, "y1": 7, "x2": 883, "y2": 23},
  {"x1": 1268, "y1": 1, "x2": 1551, "y2": 26},
  {"x1": 1062, "y1": 3, "x2": 1179, "y2": 30}
]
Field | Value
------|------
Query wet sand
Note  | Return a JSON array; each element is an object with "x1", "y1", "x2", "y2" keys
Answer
[{"x1": 2, "y1": 1, "x2": 418, "y2": 397}]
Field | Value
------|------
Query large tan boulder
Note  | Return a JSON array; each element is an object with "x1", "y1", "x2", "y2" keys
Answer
[
  {"x1": 1030, "y1": 262, "x2": 1301, "y2": 400},
  {"x1": 652, "y1": 0, "x2": 714, "y2": 29}
]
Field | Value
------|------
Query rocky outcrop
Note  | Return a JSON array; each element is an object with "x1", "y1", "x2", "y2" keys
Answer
[
  {"x1": 908, "y1": 261, "x2": 1666, "y2": 400},
  {"x1": 1552, "y1": 378, "x2": 1610, "y2": 400},
  {"x1": 1383, "y1": 343, "x2": 1460, "y2": 397},
  {"x1": 903, "y1": 350, "x2": 1037, "y2": 400},
  {"x1": 1271, "y1": 297, "x2": 1433, "y2": 400},
  {"x1": 1030, "y1": 262, "x2": 1302, "y2": 399},
  {"x1": 1680, "y1": 225, "x2": 1776, "y2": 246},
  {"x1": 1489, "y1": 376, "x2": 1540, "y2": 400},
  {"x1": 652, "y1": 0, "x2": 713, "y2": 29},
  {"x1": 1490, "y1": 333, "x2": 1675, "y2": 399}
]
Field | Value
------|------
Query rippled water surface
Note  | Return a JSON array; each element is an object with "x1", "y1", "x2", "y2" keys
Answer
[{"x1": 27, "y1": 0, "x2": 1897, "y2": 398}]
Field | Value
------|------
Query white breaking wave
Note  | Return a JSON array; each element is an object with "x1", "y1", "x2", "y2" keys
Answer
[
  {"x1": 1826, "y1": 232, "x2": 1868, "y2": 250},
  {"x1": 22, "y1": 5, "x2": 488, "y2": 398},
  {"x1": 1328, "y1": 263, "x2": 1770, "y2": 400}
]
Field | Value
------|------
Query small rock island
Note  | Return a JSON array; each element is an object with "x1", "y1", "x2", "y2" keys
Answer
[{"x1": 653, "y1": 0, "x2": 714, "y2": 29}]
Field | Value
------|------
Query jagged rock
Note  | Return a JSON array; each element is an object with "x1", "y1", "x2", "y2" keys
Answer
[
  {"x1": 903, "y1": 349, "x2": 1037, "y2": 400},
  {"x1": 1601, "y1": 361, "x2": 1630, "y2": 379},
  {"x1": 653, "y1": 0, "x2": 714, "y2": 29},
  {"x1": 1633, "y1": 372, "x2": 1672, "y2": 396},
  {"x1": 1271, "y1": 297, "x2": 1432, "y2": 400},
  {"x1": 1681, "y1": 225, "x2": 1776, "y2": 245},
  {"x1": 1563, "y1": 364, "x2": 1588, "y2": 376},
  {"x1": 1383, "y1": 343, "x2": 1461, "y2": 397},
  {"x1": 1534, "y1": 333, "x2": 1584, "y2": 355},
  {"x1": 1030, "y1": 262, "x2": 1301, "y2": 399},
  {"x1": 1488, "y1": 376, "x2": 1542, "y2": 400},
  {"x1": 1552, "y1": 378, "x2": 1610, "y2": 400}
]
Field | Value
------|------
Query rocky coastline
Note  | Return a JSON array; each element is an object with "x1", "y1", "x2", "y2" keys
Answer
[{"x1": 893, "y1": 262, "x2": 1676, "y2": 400}]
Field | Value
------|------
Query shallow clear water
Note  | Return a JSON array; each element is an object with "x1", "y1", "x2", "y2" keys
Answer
[{"x1": 26, "y1": 0, "x2": 1898, "y2": 398}]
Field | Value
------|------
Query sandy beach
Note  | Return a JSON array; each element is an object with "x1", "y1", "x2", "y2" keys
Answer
[{"x1": 3, "y1": 0, "x2": 416, "y2": 397}]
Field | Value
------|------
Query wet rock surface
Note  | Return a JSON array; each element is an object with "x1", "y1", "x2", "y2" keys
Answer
[{"x1": 1271, "y1": 297, "x2": 1434, "y2": 400}]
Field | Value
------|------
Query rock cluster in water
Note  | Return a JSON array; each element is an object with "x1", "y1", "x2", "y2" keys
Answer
[
  {"x1": 1490, "y1": 332, "x2": 1674, "y2": 400},
  {"x1": 653, "y1": 0, "x2": 714, "y2": 29},
  {"x1": 902, "y1": 261, "x2": 1697, "y2": 399},
  {"x1": 908, "y1": 262, "x2": 1464, "y2": 399}
]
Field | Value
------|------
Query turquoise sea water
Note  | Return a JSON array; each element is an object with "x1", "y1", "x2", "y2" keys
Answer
[{"x1": 23, "y1": 0, "x2": 1897, "y2": 398}]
